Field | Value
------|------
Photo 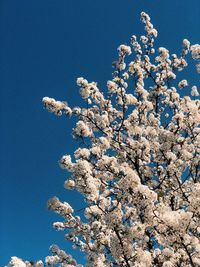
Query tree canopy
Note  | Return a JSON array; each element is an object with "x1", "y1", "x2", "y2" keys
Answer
[{"x1": 8, "y1": 11, "x2": 200, "y2": 267}]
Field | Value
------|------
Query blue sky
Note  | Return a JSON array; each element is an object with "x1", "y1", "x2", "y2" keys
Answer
[{"x1": 0, "y1": 0, "x2": 199, "y2": 265}]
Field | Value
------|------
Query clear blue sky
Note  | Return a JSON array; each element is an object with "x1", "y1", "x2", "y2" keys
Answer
[{"x1": 0, "y1": 0, "x2": 199, "y2": 265}]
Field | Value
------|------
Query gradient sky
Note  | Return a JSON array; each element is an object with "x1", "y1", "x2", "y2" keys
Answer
[{"x1": 1, "y1": 0, "x2": 200, "y2": 265}]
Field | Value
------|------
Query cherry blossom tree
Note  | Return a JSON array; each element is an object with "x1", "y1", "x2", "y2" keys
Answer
[{"x1": 8, "y1": 12, "x2": 200, "y2": 267}]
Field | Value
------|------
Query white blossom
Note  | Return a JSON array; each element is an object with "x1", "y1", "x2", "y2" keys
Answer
[
  {"x1": 42, "y1": 97, "x2": 67, "y2": 116},
  {"x1": 118, "y1": 44, "x2": 132, "y2": 55},
  {"x1": 183, "y1": 38, "x2": 190, "y2": 49},
  {"x1": 191, "y1": 44, "x2": 200, "y2": 59},
  {"x1": 158, "y1": 47, "x2": 169, "y2": 59},
  {"x1": 77, "y1": 77, "x2": 88, "y2": 87},
  {"x1": 191, "y1": 85, "x2": 199, "y2": 96},
  {"x1": 64, "y1": 179, "x2": 75, "y2": 189},
  {"x1": 107, "y1": 81, "x2": 118, "y2": 94},
  {"x1": 125, "y1": 94, "x2": 137, "y2": 105},
  {"x1": 74, "y1": 121, "x2": 92, "y2": 137},
  {"x1": 7, "y1": 257, "x2": 26, "y2": 267},
  {"x1": 178, "y1": 79, "x2": 188, "y2": 89},
  {"x1": 60, "y1": 155, "x2": 74, "y2": 170}
]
